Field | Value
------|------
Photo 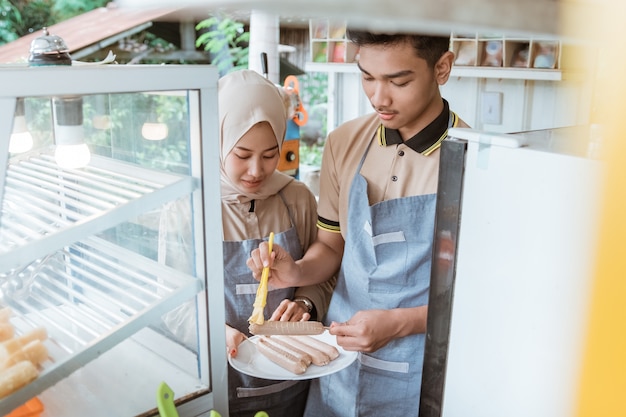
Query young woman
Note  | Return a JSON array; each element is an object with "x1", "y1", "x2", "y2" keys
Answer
[{"x1": 219, "y1": 69, "x2": 334, "y2": 417}]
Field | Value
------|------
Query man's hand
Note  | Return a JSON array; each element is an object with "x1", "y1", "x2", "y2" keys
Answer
[
  {"x1": 328, "y1": 306, "x2": 427, "y2": 353},
  {"x1": 328, "y1": 310, "x2": 399, "y2": 352},
  {"x1": 269, "y1": 298, "x2": 311, "y2": 322}
]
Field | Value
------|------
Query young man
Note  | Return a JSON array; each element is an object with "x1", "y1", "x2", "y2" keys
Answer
[{"x1": 248, "y1": 29, "x2": 468, "y2": 416}]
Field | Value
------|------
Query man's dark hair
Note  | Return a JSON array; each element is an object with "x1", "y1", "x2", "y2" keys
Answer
[{"x1": 346, "y1": 29, "x2": 450, "y2": 68}]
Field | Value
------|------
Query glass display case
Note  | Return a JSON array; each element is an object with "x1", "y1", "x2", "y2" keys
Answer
[{"x1": 0, "y1": 65, "x2": 227, "y2": 416}]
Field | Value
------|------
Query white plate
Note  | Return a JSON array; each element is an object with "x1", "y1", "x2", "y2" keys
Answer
[{"x1": 228, "y1": 331, "x2": 358, "y2": 380}]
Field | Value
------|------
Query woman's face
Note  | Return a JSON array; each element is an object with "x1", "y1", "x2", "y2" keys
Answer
[{"x1": 223, "y1": 121, "x2": 280, "y2": 193}]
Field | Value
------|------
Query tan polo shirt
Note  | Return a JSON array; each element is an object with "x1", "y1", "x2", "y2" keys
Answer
[
  {"x1": 318, "y1": 109, "x2": 468, "y2": 238},
  {"x1": 222, "y1": 180, "x2": 317, "y2": 246},
  {"x1": 222, "y1": 179, "x2": 336, "y2": 317}
]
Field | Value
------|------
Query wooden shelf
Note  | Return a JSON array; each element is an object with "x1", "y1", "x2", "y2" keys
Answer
[
  {"x1": 307, "y1": 26, "x2": 564, "y2": 81},
  {"x1": 305, "y1": 62, "x2": 563, "y2": 81},
  {"x1": 305, "y1": 62, "x2": 360, "y2": 73},
  {"x1": 450, "y1": 66, "x2": 562, "y2": 81},
  {"x1": 451, "y1": 33, "x2": 561, "y2": 70}
]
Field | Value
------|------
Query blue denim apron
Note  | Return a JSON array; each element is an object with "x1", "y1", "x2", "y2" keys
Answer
[
  {"x1": 224, "y1": 193, "x2": 309, "y2": 417},
  {"x1": 305, "y1": 141, "x2": 436, "y2": 417}
]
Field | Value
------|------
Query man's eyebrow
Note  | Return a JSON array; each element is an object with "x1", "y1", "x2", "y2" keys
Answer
[{"x1": 357, "y1": 62, "x2": 415, "y2": 79}]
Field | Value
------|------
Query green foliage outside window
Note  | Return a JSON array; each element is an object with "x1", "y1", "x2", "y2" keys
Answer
[
  {"x1": 51, "y1": 0, "x2": 107, "y2": 21},
  {"x1": 1, "y1": 0, "x2": 53, "y2": 43},
  {"x1": 0, "y1": 0, "x2": 107, "y2": 45},
  {"x1": 194, "y1": 14, "x2": 328, "y2": 168},
  {"x1": 298, "y1": 72, "x2": 328, "y2": 167},
  {"x1": 195, "y1": 15, "x2": 250, "y2": 75}
]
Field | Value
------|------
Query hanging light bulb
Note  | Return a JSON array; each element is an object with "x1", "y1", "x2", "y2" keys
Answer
[
  {"x1": 92, "y1": 94, "x2": 111, "y2": 130},
  {"x1": 9, "y1": 98, "x2": 34, "y2": 154},
  {"x1": 141, "y1": 120, "x2": 169, "y2": 141},
  {"x1": 53, "y1": 96, "x2": 91, "y2": 169},
  {"x1": 141, "y1": 96, "x2": 168, "y2": 141}
]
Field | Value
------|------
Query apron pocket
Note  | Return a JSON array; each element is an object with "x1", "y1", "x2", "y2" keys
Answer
[
  {"x1": 236, "y1": 380, "x2": 300, "y2": 398},
  {"x1": 358, "y1": 355, "x2": 421, "y2": 416},
  {"x1": 369, "y1": 240, "x2": 433, "y2": 294},
  {"x1": 236, "y1": 283, "x2": 259, "y2": 295},
  {"x1": 359, "y1": 352, "x2": 410, "y2": 373},
  {"x1": 363, "y1": 222, "x2": 412, "y2": 293}
]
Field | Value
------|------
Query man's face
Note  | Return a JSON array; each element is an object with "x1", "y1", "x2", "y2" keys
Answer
[{"x1": 357, "y1": 40, "x2": 445, "y2": 139}]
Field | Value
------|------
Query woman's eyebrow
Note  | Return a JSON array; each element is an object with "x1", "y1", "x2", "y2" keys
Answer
[{"x1": 234, "y1": 145, "x2": 279, "y2": 152}]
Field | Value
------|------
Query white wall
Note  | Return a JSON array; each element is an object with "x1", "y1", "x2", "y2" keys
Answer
[
  {"x1": 326, "y1": 70, "x2": 592, "y2": 134},
  {"x1": 327, "y1": 71, "x2": 373, "y2": 131},
  {"x1": 441, "y1": 76, "x2": 593, "y2": 132}
]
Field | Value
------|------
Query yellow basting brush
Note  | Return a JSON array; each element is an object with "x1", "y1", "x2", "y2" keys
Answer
[{"x1": 248, "y1": 232, "x2": 274, "y2": 325}]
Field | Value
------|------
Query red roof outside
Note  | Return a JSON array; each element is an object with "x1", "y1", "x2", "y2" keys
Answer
[{"x1": 0, "y1": 3, "x2": 181, "y2": 64}]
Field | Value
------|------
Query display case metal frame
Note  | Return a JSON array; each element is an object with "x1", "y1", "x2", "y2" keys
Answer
[{"x1": 0, "y1": 65, "x2": 228, "y2": 416}]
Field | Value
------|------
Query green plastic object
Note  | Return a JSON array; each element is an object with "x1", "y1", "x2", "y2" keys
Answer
[
  {"x1": 156, "y1": 381, "x2": 180, "y2": 417},
  {"x1": 155, "y1": 382, "x2": 265, "y2": 417}
]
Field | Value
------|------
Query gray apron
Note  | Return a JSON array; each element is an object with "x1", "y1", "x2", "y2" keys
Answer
[
  {"x1": 225, "y1": 193, "x2": 309, "y2": 417},
  {"x1": 304, "y1": 139, "x2": 438, "y2": 417}
]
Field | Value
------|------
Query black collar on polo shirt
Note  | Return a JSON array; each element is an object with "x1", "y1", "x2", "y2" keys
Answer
[{"x1": 377, "y1": 99, "x2": 450, "y2": 155}]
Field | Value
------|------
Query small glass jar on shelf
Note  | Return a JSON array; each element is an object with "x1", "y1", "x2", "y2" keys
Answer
[{"x1": 309, "y1": 19, "x2": 358, "y2": 64}]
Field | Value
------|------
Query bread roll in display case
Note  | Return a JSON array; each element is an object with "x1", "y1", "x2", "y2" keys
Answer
[{"x1": 0, "y1": 65, "x2": 228, "y2": 416}]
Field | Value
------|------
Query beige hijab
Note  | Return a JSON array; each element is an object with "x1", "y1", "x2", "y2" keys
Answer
[{"x1": 219, "y1": 69, "x2": 293, "y2": 204}]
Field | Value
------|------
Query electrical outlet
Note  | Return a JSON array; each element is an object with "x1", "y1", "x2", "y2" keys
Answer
[{"x1": 481, "y1": 92, "x2": 502, "y2": 125}]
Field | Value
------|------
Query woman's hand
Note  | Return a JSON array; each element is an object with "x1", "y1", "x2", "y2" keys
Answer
[
  {"x1": 269, "y1": 298, "x2": 311, "y2": 322},
  {"x1": 226, "y1": 324, "x2": 248, "y2": 358},
  {"x1": 246, "y1": 242, "x2": 300, "y2": 288}
]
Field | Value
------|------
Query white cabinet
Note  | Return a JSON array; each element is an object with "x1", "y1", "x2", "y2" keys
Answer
[{"x1": 423, "y1": 127, "x2": 603, "y2": 417}]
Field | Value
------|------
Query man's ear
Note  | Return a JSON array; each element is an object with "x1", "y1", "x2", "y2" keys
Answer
[{"x1": 434, "y1": 51, "x2": 455, "y2": 85}]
